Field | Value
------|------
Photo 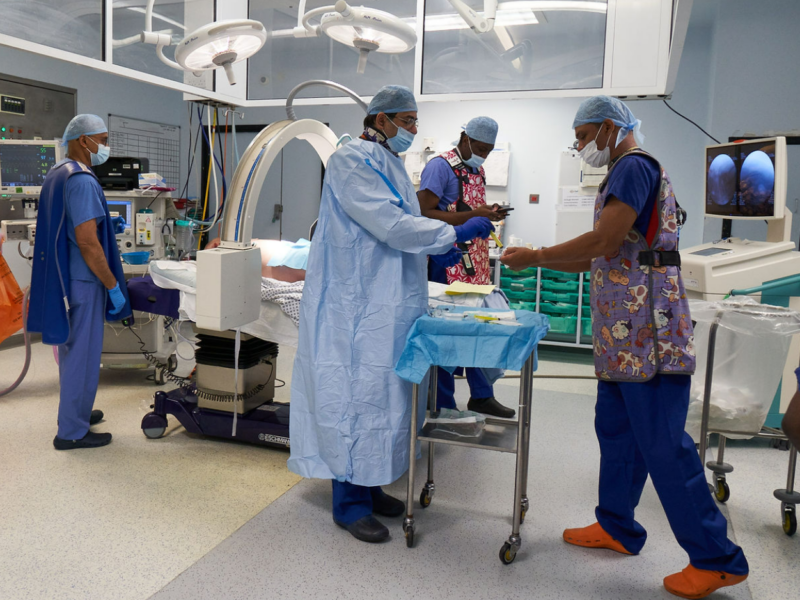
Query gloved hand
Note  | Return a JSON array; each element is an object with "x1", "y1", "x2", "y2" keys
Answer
[
  {"x1": 430, "y1": 247, "x2": 462, "y2": 269},
  {"x1": 454, "y1": 217, "x2": 494, "y2": 243},
  {"x1": 111, "y1": 216, "x2": 126, "y2": 234},
  {"x1": 107, "y1": 283, "x2": 126, "y2": 315}
]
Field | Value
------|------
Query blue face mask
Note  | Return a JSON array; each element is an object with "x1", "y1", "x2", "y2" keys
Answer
[
  {"x1": 462, "y1": 138, "x2": 485, "y2": 169},
  {"x1": 87, "y1": 137, "x2": 110, "y2": 166},
  {"x1": 385, "y1": 119, "x2": 415, "y2": 154}
]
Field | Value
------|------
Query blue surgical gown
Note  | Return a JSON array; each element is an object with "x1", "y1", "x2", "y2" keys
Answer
[{"x1": 288, "y1": 138, "x2": 457, "y2": 487}]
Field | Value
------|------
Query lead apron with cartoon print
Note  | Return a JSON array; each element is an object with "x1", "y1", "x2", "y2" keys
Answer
[
  {"x1": 439, "y1": 149, "x2": 492, "y2": 285},
  {"x1": 589, "y1": 150, "x2": 695, "y2": 379}
]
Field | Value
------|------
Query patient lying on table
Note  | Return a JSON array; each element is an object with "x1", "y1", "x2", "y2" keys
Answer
[{"x1": 205, "y1": 237, "x2": 309, "y2": 282}]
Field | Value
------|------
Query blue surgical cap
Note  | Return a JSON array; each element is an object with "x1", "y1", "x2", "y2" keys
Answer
[
  {"x1": 61, "y1": 114, "x2": 108, "y2": 146},
  {"x1": 572, "y1": 96, "x2": 644, "y2": 147},
  {"x1": 367, "y1": 85, "x2": 417, "y2": 115},
  {"x1": 465, "y1": 116, "x2": 499, "y2": 145}
]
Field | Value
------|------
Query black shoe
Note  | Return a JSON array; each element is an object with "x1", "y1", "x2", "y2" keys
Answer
[
  {"x1": 372, "y1": 489, "x2": 406, "y2": 518},
  {"x1": 53, "y1": 431, "x2": 113, "y2": 450},
  {"x1": 90, "y1": 410, "x2": 104, "y2": 426},
  {"x1": 334, "y1": 515, "x2": 390, "y2": 543},
  {"x1": 467, "y1": 397, "x2": 516, "y2": 419}
]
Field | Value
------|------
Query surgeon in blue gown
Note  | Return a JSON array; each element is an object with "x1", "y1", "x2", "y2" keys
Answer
[
  {"x1": 28, "y1": 115, "x2": 130, "y2": 450},
  {"x1": 288, "y1": 86, "x2": 495, "y2": 543}
]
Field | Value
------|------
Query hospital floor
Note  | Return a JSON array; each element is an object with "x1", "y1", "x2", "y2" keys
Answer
[{"x1": 1, "y1": 344, "x2": 797, "y2": 599}]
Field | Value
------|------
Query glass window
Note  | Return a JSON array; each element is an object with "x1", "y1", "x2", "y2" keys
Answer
[
  {"x1": 112, "y1": 0, "x2": 214, "y2": 89},
  {"x1": 248, "y1": 0, "x2": 416, "y2": 101},
  {"x1": 422, "y1": 0, "x2": 608, "y2": 94},
  {"x1": 0, "y1": 0, "x2": 103, "y2": 59}
]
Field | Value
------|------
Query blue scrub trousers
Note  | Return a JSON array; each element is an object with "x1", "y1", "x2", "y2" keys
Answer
[
  {"x1": 595, "y1": 374, "x2": 748, "y2": 575},
  {"x1": 428, "y1": 260, "x2": 495, "y2": 410},
  {"x1": 332, "y1": 481, "x2": 390, "y2": 524},
  {"x1": 57, "y1": 280, "x2": 106, "y2": 440}
]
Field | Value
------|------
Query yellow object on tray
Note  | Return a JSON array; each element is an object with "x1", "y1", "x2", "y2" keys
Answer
[{"x1": 444, "y1": 282, "x2": 496, "y2": 296}]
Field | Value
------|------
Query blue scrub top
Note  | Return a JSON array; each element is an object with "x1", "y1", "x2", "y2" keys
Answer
[
  {"x1": 64, "y1": 172, "x2": 107, "y2": 282},
  {"x1": 419, "y1": 155, "x2": 479, "y2": 211},
  {"x1": 603, "y1": 155, "x2": 661, "y2": 235}
]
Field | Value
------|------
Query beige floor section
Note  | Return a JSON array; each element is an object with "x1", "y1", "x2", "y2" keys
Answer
[{"x1": 0, "y1": 341, "x2": 301, "y2": 600}]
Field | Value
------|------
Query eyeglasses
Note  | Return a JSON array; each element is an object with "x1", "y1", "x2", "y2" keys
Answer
[
  {"x1": 571, "y1": 140, "x2": 580, "y2": 150},
  {"x1": 394, "y1": 116, "x2": 419, "y2": 128}
]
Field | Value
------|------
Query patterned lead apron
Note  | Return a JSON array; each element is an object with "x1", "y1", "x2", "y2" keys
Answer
[
  {"x1": 590, "y1": 150, "x2": 696, "y2": 382},
  {"x1": 437, "y1": 149, "x2": 492, "y2": 285}
]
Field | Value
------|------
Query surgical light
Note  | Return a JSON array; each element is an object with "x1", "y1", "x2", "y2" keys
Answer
[
  {"x1": 140, "y1": 0, "x2": 266, "y2": 86},
  {"x1": 295, "y1": 1, "x2": 417, "y2": 74}
]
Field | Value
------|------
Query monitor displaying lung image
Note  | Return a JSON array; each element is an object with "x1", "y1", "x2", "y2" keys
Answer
[{"x1": 705, "y1": 139, "x2": 784, "y2": 218}]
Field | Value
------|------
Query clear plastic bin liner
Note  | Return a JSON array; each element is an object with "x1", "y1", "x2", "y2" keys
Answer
[
  {"x1": 685, "y1": 297, "x2": 800, "y2": 441},
  {"x1": 425, "y1": 408, "x2": 486, "y2": 439}
]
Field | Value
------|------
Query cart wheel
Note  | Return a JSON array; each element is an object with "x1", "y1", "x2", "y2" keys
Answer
[
  {"x1": 405, "y1": 526, "x2": 415, "y2": 548},
  {"x1": 167, "y1": 355, "x2": 178, "y2": 372},
  {"x1": 714, "y1": 477, "x2": 730, "y2": 504},
  {"x1": 154, "y1": 368, "x2": 166, "y2": 386},
  {"x1": 782, "y1": 503, "x2": 797, "y2": 536},
  {"x1": 499, "y1": 542, "x2": 517, "y2": 565},
  {"x1": 143, "y1": 426, "x2": 166, "y2": 439},
  {"x1": 420, "y1": 488, "x2": 432, "y2": 509}
]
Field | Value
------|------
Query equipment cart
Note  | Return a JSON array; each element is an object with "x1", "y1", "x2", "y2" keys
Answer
[
  {"x1": 394, "y1": 307, "x2": 549, "y2": 564},
  {"x1": 690, "y1": 294, "x2": 800, "y2": 536}
]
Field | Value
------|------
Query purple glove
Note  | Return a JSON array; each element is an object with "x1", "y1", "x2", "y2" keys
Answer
[
  {"x1": 430, "y1": 247, "x2": 462, "y2": 268},
  {"x1": 454, "y1": 217, "x2": 494, "y2": 243}
]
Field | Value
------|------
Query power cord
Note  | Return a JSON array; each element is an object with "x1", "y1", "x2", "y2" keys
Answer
[{"x1": 663, "y1": 100, "x2": 720, "y2": 144}]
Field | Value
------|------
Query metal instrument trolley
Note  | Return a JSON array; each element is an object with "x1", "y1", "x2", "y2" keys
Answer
[
  {"x1": 394, "y1": 308, "x2": 549, "y2": 565},
  {"x1": 694, "y1": 295, "x2": 800, "y2": 536}
]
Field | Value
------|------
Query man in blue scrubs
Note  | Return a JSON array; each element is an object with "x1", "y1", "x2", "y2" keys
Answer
[
  {"x1": 418, "y1": 117, "x2": 512, "y2": 418},
  {"x1": 29, "y1": 115, "x2": 128, "y2": 450}
]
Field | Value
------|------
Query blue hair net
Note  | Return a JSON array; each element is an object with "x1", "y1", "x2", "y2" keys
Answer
[
  {"x1": 572, "y1": 96, "x2": 644, "y2": 147},
  {"x1": 465, "y1": 116, "x2": 498, "y2": 145},
  {"x1": 367, "y1": 85, "x2": 417, "y2": 115},
  {"x1": 61, "y1": 114, "x2": 107, "y2": 146}
]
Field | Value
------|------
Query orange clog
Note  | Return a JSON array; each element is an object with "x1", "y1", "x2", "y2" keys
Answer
[
  {"x1": 562, "y1": 522, "x2": 634, "y2": 555},
  {"x1": 663, "y1": 564, "x2": 748, "y2": 599}
]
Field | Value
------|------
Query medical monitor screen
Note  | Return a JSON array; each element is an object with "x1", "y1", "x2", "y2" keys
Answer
[
  {"x1": 107, "y1": 200, "x2": 132, "y2": 230},
  {"x1": 706, "y1": 141, "x2": 778, "y2": 218},
  {"x1": 0, "y1": 143, "x2": 57, "y2": 187}
]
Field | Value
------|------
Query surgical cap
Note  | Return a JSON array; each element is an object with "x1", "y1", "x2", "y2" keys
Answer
[
  {"x1": 367, "y1": 85, "x2": 417, "y2": 115},
  {"x1": 61, "y1": 114, "x2": 108, "y2": 146},
  {"x1": 572, "y1": 96, "x2": 644, "y2": 147},
  {"x1": 465, "y1": 116, "x2": 499, "y2": 145}
]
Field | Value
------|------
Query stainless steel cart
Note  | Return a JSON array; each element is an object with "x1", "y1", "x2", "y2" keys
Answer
[
  {"x1": 696, "y1": 300, "x2": 800, "y2": 536},
  {"x1": 403, "y1": 353, "x2": 535, "y2": 565}
]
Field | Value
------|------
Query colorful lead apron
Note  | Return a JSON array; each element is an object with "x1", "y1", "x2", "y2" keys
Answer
[
  {"x1": 437, "y1": 149, "x2": 492, "y2": 285},
  {"x1": 590, "y1": 150, "x2": 696, "y2": 382}
]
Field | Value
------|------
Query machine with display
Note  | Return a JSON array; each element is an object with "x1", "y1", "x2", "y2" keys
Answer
[{"x1": 681, "y1": 136, "x2": 800, "y2": 424}]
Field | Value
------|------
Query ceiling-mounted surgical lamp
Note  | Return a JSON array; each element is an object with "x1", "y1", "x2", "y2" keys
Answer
[
  {"x1": 294, "y1": 1, "x2": 417, "y2": 74},
  {"x1": 139, "y1": 0, "x2": 266, "y2": 85},
  {"x1": 447, "y1": 0, "x2": 498, "y2": 34}
]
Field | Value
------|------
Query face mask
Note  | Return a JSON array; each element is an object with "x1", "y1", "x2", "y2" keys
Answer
[
  {"x1": 86, "y1": 137, "x2": 110, "y2": 166},
  {"x1": 462, "y1": 138, "x2": 485, "y2": 169},
  {"x1": 384, "y1": 119, "x2": 415, "y2": 154},
  {"x1": 579, "y1": 127, "x2": 613, "y2": 168}
]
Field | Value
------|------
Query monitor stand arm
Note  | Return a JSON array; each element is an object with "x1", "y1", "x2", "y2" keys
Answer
[{"x1": 767, "y1": 207, "x2": 793, "y2": 244}]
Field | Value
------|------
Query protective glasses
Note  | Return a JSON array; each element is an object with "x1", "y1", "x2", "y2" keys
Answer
[{"x1": 394, "y1": 116, "x2": 419, "y2": 128}]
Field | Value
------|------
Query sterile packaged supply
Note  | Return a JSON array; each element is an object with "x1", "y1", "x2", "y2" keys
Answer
[
  {"x1": 139, "y1": 172, "x2": 167, "y2": 189},
  {"x1": 426, "y1": 408, "x2": 486, "y2": 439}
]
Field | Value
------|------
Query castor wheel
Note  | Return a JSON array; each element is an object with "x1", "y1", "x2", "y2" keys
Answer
[
  {"x1": 167, "y1": 354, "x2": 178, "y2": 372},
  {"x1": 714, "y1": 476, "x2": 730, "y2": 504},
  {"x1": 499, "y1": 542, "x2": 517, "y2": 565},
  {"x1": 420, "y1": 488, "x2": 433, "y2": 508},
  {"x1": 782, "y1": 503, "x2": 797, "y2": 536},
  {"x1": 143, "y1": 426, "x2": 166, "y2": 439},
  {"x1": 405, "y1": 526, "x2": 415, "y2": 548},
  {"x1": 154, "y1": 368, "x2": 166, "y2": 386}
]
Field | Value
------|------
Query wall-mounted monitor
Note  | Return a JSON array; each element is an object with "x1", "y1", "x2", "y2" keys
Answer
[
  {"x1": 705, "y1": 136, "x2": 787, "y2": 220},
  {"x1": 0, "y1": 139, "x2": 62, "y2": 196}
]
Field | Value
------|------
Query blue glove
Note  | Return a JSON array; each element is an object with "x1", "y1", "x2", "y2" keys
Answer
[
  {"x1": 108, "y1": 283, "x2": 126, "y2": 315},
  {"x1": 454, "y1": 217, "x2": 495, "y2": 243},
  {"x1": 430, "y1": 247, "x2": 462, "y2": 269},
  {"x1": 111, "y1": 216, "x2": 126, "y2": 234}
]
